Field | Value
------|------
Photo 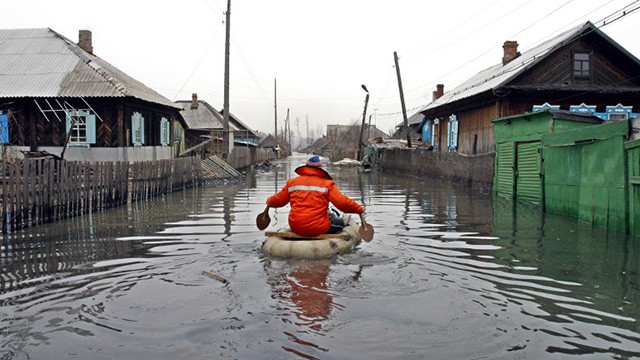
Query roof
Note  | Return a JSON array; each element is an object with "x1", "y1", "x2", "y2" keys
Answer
[
  {"x1": 406, "y1": 111, "x2": 426, "y2": 126},
  {"x1": 0, "y1": 28, "x2": 177, "y2": 108},
  {"x1": 421, "y1": 21, "x2": 636, "y2": 113},
  {"x1": 176, "y1": 100, "x2": 236, "y2": 131},
  {"x1": 219, "y1": 110, "x2": 259, "y2": 138}
]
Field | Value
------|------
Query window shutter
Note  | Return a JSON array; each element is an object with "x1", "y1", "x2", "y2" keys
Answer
[
  {"x1": 422, "y1": 119, "x2": 431, "y2": 143},
  {"x1": 140, "y1": 116, "x2": 145, "y2": 145},
  {"x1": 452, "y1": 119, "x2": 458, "y2": 149},
  {"x1": 160, "y1": 117, "x2": 170, "y2": 146},
  {"x1": 87, "y1": 114, "x2": 97, "y2": 144},
  {"x1": 447, "y1": 121, "x2": 452, "y2": 149},
  {"x1": 165, "y1": 119, "x2": 171, "y2": 145},
  {"x1": 0, "y1": 114, "x2": 8, "y2": 144},
  {"x1": 132, "y1": 112, "x2": 144, "y2": 146},
  {"x1": 448, "y1": 115, "x2": 458, "y2": 150}
]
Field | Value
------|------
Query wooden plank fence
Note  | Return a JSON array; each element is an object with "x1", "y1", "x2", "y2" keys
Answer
[{"x1": 1, "y1": 156, "x2": 203, "y2": 233}]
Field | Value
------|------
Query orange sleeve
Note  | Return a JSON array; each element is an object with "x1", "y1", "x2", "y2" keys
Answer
[
  {"x1": 266, "y1": 184, "x2": 290, "y2": 208},
  {"x1": 327, "y1": 183, "x2": 363, "y2": 214}
]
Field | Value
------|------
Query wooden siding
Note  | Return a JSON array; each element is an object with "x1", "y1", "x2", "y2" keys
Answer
[
  {"x1": 512, "y1": 36, "x2": 640, "y2": 88},
  {"x1": 2, "y1": 98, "x2": 178, "y2": 150}
]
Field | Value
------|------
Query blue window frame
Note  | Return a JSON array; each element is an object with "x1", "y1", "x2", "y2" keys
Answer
[
  {"x1": 160, "y1": 117, "x2": 171, "y2": 146},
  {"x1": 422, "y1": 118, "x2": 432, "y2": 143},
  {"x1": 131, "y1": 112, "x2": 145, "y2": 146},
  {"x1": 0, "y1": 113, "x2": 8, "y2": 144},
  {"x1": 447, "y1": 114, "x2": 458, "y2": 150},
  {"x1": 569, "y1": 103, "x2": 596, "y2": 114},
  {"x1": 606, "y1": 104, "x2": 633, "y2": 121},
  {"x1": 65, "y1": 110, "x2": 96, "y2": 146}
]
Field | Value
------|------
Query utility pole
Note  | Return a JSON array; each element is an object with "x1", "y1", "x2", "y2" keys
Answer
[
  {"x1": 367, "y1": 114, "x2": 372, "y2": 140},
  {"x1": 285, "y1": 108, "x2": 290, "y2": 153},
  {"x1": 274, "y1": 78, "x2": 278, "y2": 155},
  {"x1": 222, "y1": 0, "x2": 231, "y2": 156},
  {"x1": 357, "y1": 84, "x2": 369, "y2": 161},
  {"x1": 305, "y1": 113, "x2": 310, "y2": 148},
  {"x1": 394, "y1": 51, "x2": 412, "y2": 148}
]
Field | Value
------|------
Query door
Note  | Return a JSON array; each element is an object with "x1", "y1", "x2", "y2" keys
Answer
[
  {"x1": 495, "y1": 142, "x2": 515, "y2": 198},
  {"x1": 516, "y1": 142, "x2": 542, "y2": 204}
]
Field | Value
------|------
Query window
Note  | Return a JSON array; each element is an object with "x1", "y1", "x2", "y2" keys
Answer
[
  {"x1": 573, "y1": 52, "x2": 590, "y2": 78},
  {"x1": 447, "y1": 114, "x2": 458, "y2": 151},
  {"x1": 131, "y1": 112, "x2": 145, "y2": 146},
  {"x1": 0, "y1": 113, "x2": 8, "y2": 144},
  {"x1": 65, "y1": 110, "x2": 96, "y2": 146},
  {"x1": 160, "y1": 117, "x2": 171, "y2": 146}
]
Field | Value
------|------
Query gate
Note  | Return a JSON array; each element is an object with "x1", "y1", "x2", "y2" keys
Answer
[{"x1": 516, "y1": 142, "x2": 542, "y2": 204}]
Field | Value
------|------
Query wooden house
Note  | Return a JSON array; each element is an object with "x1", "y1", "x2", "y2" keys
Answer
[
  {"x1": 414, "y1": 21, "x2": 640, "y2": 156},
  {"x1": 0, "y1": 28, "x2": 180, "y2": 162},
  {"x1": 176, "y1": 93, "x2": 230, "y2": 155}
]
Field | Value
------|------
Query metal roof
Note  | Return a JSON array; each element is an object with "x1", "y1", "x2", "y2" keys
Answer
[
  {"x1": 221, "y1": 110, "x2": 259, "y2": 138},
  {"x1": 176, "y1": 100, "x2": 235, "y2": 130},
  {"x1": 0, "y1": 28, "x2": 177, "y2": 108},
  {"x1": 420, "y1": 22, "x2": 600, "y2": 113}
]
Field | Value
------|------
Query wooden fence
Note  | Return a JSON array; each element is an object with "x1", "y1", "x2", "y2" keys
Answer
[{"x1": 1, "y1": 157, "x2": 202, "y2": 233}]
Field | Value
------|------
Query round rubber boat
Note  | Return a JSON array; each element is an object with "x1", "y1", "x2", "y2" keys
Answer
[{"x1": 261, "y1": 216, "x2": 361, "y2": 259}]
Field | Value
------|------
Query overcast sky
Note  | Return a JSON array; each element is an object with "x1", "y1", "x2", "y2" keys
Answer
[{"x1": 1, "y1": 0, "x2": 639, "y2": 137}]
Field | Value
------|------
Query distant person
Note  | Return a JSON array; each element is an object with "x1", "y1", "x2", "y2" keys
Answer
[
  {"x1": 265, "y1": 155, "x2": 364, "y2": 237},
  {"x1": 361, "y1": 153, "x2": 372, "y2": 170}
]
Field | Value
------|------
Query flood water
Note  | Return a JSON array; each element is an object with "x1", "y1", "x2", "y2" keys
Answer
[{"x1": 1, "y1": 153, "x2": 640, "y2": 359}]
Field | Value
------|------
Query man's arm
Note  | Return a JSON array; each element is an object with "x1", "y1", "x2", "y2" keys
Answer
[{"x1": 328, "y1": 184, "x2": 363, "y2": 214}]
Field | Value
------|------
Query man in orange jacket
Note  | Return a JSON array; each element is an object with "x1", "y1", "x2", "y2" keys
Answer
[{"x1": 265, "y1": 155, "x2": 365, "y2": 237}]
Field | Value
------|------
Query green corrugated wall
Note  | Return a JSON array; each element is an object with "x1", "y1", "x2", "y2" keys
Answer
[
  {"x1": 627, "y1": 140, "x2": 640, "y2": 237},
  {"x1": 542, "y1": 121, "x2": 629, "y2": 232}
]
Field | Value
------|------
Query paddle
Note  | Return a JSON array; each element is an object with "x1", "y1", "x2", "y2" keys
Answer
[
  {"x1": 359, "y1": 213, "x2": 374, "y2": 242},
  {"x1": 256, "y1": 206, "x2": 271, "y2": 230}
]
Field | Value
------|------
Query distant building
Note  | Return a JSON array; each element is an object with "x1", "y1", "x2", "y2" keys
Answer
[
  {"x1": 176, "y1": 93, "x2": 233, "y2": 155},
  {"x1": 325, "y1": 124, "x2": 388, "y2": 159}
]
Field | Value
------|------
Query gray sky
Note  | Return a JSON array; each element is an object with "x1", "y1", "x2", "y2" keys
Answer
[{"x1": 2, "y1": 0, "x2": 639, "y2": 136}]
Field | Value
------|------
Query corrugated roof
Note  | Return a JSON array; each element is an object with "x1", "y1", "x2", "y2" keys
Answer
[
  {"x1": 421, "y1": 22, "x2": 595, "y2": 113},
  {"x1": 176, "y1": 100, "x2": 236, "y2": 131},
  {"x1": 0, "y1": 28, "x2": 177, "y2": 108},
  {"x1": 221, "y1": 110, "x2": 259, "y2": 138}
]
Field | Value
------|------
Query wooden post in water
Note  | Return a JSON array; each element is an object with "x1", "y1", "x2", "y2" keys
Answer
[
  {"x1": 394, "y1": 51, "x2": 412, "y2": 148},
  {"x1": 222, "y1": 0, "x2": 231, "y2": 157},
  {"x1": 274, "y1": 78, "x2": 278, "y2": 156}
]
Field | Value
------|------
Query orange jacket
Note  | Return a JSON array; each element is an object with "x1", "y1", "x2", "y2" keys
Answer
[{"x1": 266, "y1": 166, "x2": 363, "y2": 236}]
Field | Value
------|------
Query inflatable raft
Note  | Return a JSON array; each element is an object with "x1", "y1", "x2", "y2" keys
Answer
[{"x1": 261, "y1": 216, "x2": 361, "y2": 259}]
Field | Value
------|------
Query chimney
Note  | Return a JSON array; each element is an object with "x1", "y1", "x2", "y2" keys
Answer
[
  {"x1": 433, "y1": 84, "x2": 444, "y2": 101},
  {"x1": 502, "y1": 40, "x2": 519, "y2": 66},
  {"x1": 436, "y1": 84, "x2": 444, "y2": 99},
  {"x1": 191, "y1": 93, "x2": 199, "y2": 109},
  {"x1": 78, "y1": 30, "x2": 93, "y2": 54}
]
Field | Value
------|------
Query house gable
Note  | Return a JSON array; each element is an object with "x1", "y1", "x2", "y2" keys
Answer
[{"x1": 506, "y1": 26, "x2": 640, "y2": 91}]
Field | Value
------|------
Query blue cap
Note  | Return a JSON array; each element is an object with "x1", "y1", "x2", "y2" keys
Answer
[{"x1": 305, "y1": 155, "x2": 322, "y2": 167}]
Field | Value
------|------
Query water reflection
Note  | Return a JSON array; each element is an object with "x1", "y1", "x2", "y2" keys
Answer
[{"x1": 1, "y1": 154, "x2": 640, "y2": 359}]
